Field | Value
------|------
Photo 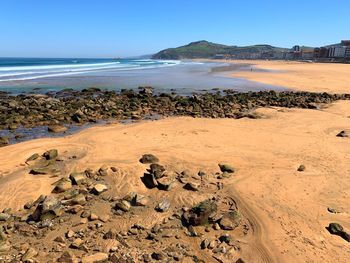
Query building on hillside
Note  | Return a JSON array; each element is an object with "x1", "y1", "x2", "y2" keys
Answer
[
  {"x1": 314, "y1": 47, "x2": 329, "y2": 58},
  {"x1": 301, "y1": 50, "x2": 314, "y2": 60}
]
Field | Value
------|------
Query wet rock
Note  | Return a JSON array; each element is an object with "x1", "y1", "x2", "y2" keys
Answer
[
  {"x1": 32, "y1": 195, "x2": 63, "y2": 221},
  {"x1": 218, "y1": 164, "x2": 235, "y2": 173},
  {"x1": 140, "y1": 154, "x2": 159, "y2": 164},
  {"x1": 52, "y1": 178, "x2": 72, "y2": 193},
  {"x1": 57, "y1": 250, "x2": 78, "y2": 263},
  {"x1": 70, "y1": 172, "x2": 87, "y2": 185},
  {"x1": 297, "y1": 164, "x2": 306, "y2": 172},
  {"x1": 155, "y1": 199, "x2": 171, "y2": 212},
  {"x1": 91, "y1": 184, "x2": 108, "y2": 195},
  {"x1": 43, "y1": 149, "x2": 58, "y2": 160},
  {"x1": 183, "y1": 199, "x2": 217, "y2": 226},
  {"x1": 48, "y1": 125, "x2": 68, "y2": 133},
  {"x1": 0, "y1": 136, "x2": 9, "y2": 147},
  {"x1": 81, "y1": 252, "x2": 108, "y2": 263},
  {"x1": 219, "y1": 211, "x2": 242, "y2": 230},
  {"x1": 115, "y1": 200, "x2": 131, "y2": 212},
  {"x1": 336, "y1": 130, "x2": 350, "y2": 138},
  {"x1": 184, "y1": 182, "x2": 200, "y2": 191}
]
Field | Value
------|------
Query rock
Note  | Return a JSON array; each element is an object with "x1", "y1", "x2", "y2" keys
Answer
[
  {"x1": 66, "y1": 230, "x2": 75, "y2": 238},
  {"x1": 0, "y1": 243, "x2": 10, "y2": 253},
  {"x1": 183, "y1": 182, "x2": 199, "y2": 191},
  {"x1": 235, "y1": 258, "x2": 246, "y2": 263},
  {"x1": 48, "y1": 125, "x2": 68, "y2": 133},
  {"x1": 67, "y1": 194, "x2": 87, "y2": 206},
  {"x1": 43, "y1": 149, "x2": 58, "y2": 160},
  {"x1": 141, "y1": 173, "x2": 158, "y2": 189},
  {"x1": 134, "y1": 194, "x2": 149, "y2": 206},
  {"x1": 22, "y1": 247, "x2": 38, "y2": 262},
  {"x1": 219, "y1": 211, "x2": 242, "y2": 230},
  {"x1": 25, "y1": 153, "x2": 40, "y2": 163},
  {"x1": 0, "y1": 213, "x2": 10, "y2": 222},
  {"x1": 81, "y1": 252, "x2": 108, "y2": 263},
  {"x1": 29, "y1": 167, "x2": 51, "y2": 175},
  {"x1": 218, "y1": 172, "x2": 232, "y2": 179},
  {"x1": 70, "y1": 172, "x2": 87, "y2": 185},
  {"x1": 98, "y1": 165, "x2": 109, "y2": 176},
  {"x1": 327, "y1": 207, "x2": 342, "y2": 214},
  {"x1": 327, "y1": 222, "x2": 343, "y2": 234},
  {"x1": 155, "y1": 199, "x2": 171, "y2": 212},
  {"x1": 336, "y1": 130, "x2": 350, "y2": 138},
  {"x1": 91, "y1": 184, "x2": 108, "y2": 195},
  {"x1": 0, "y1": 136, "x2": 9, "y2": 147},
  {"x1": 156, "y1": 175, "x2": 176, "y2": 191},
  {"x1": 151, "y1": 252, "x2": 165, "y2": 260},
  {"x1": 218, "y1": 164, "x2": 235, "y2": 173},
  {"x1": 70, "y1": 238, "x2": 84, "y2": 249},
  {"x1": 57, "y1": 251, "x2": 78, "y2": 263},
  {"x1": 54, "y1": 236, "x2": 66, "y2": 243},
  {"x1": 201, "y1": 238, "x2": 210, "y2": 249},
  {"x1": 115, "y1": 200, "x2": 131, "y2": 212},
  {"x1": 183, "y1": 200, "x2": 217, "y2": 226},
  {"x1": 32, "y1": 195, "x2": 63, "y2": 221},
  {"x1": 52, "y1": 178, "x2": 72, "y2": 193},
  {"x1": 89, "y1": 213, "x2": 99, "y2": 221},
  {"x1": 139, "y1": 154, "x2": 159, "y2": 164},
  {"x1": 148, "y1": 163, "x2": 166, "y2": 179},
  {"x1": 297, "y1": 165, "x2": 306, "y2": 172}
]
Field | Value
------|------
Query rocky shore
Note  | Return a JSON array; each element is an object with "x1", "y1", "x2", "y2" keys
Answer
[
  {"x1": 0, "y1": 151, "x2": 251, "y2": 262},
  {"x1": 1, "y1": 87, "x2": 350, "y2": 146}
]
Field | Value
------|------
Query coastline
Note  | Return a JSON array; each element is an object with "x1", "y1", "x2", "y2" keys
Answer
[{"x1": 1, "y1": 61, "x2": 350, "y2": 262}]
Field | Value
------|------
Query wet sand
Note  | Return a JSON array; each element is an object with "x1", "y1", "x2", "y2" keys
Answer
[{"x1": 229, "y1": 60, "x2": 350, "y2": 93}]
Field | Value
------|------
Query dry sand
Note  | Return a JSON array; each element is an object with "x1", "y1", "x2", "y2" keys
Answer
[
  {"x1": 229, "y1": 60, "x2": 350, "y2": 93},
  {"x1": 1, "y1": 100, "x2": 350, "y2": 262}
]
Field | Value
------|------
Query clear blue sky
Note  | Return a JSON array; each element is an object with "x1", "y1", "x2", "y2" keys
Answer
[{"x1": 0, "y1": 0, "x2": 349, "y2": 58}]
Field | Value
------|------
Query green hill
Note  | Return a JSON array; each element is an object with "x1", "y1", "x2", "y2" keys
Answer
[{"x1": 152, "y1": 40, "x2": 288, "y2": 59}]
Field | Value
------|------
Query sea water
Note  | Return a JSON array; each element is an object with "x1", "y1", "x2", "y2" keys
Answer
[{"x1": 0, "y1": 58, "x2": 285, "y2": 95}]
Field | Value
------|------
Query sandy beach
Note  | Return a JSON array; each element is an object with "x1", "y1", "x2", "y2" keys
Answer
[
  {"x1": 230, "y1": 60, "x2": 350, "y2": 93},
  {"x1": 1, "y1": 62, "x2": 350, "y2": 262}
]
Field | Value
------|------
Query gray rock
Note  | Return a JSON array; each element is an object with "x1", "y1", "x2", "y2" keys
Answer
[
  {"x1": 32, "y1": 196, "x2": 63, "y2": 221},
  {"x1": 115, "y1": 200, "x2": 131, "y2": 212},
  {"x1": 141, "y1": 173, "x2": 158, "y2": 189},
  {"x1": 297, "y1": 164, "x2": 306, "y2": 172},
  {"x1": 69, "y1": 172, "x2": 87, "y2": 185},
  {"x1": 52, "y1": 178, "x2": 72, "y2": 193},
  {"x1": 148, "y1": 163, "x2": 166, "y2": 179},
  {"x1": 183, "y1": 199, "x2": 217, "y2": 226}
]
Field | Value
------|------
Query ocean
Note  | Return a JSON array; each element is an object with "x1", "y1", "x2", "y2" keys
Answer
[{"x1": 0, "y1": 57, "x2": 285, "y2": 95}]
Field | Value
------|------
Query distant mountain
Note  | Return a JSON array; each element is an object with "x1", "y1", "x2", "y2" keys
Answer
[{"x1": 152, "y1": 40, "x2": 289, "y2": 59}]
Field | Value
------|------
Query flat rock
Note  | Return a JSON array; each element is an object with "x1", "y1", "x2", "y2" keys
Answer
[
  {"x1": 81, "y1": 252, "x2": 108, "y2": 263},
  {"x1": 91, "y1": 184, "x2": 108, "y2": 195},
  {"x1": 32, "y1": 195, "x2": 63, "y2": 221},
  {"x1": 337, "y1": 130, "x2": 350, "y2": 138},
  {"x1": 70, "y1": 172, "x2": 87, "y2": 185},
  {"x1": 48, "y1": 125, "x2": 68, "y2": 133},
  {"x1": 57, "y1": 250, "x2": 78, "y2": 263},
  {"x1": 184, "y1": 182, "x2": 200, "y2": 191},
  {"x1": 52, "y1": 178, "x2": 72, "y2": 193},
  {"x1": 25, "y1": 153, "x2": 40, "y2": 163}
]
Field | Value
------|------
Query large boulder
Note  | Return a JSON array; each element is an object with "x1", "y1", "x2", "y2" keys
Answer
[{"x1": 219, "y1": 211, "x2": 242, "y2": 230}]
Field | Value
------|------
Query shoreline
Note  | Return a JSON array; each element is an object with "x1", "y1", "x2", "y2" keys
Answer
[
  {"x1": 205, "y1": 59, "x2": 350, "y2": 94},
  {"x1": 1, "y1": 102, "x2": 350, "y2": 262}
]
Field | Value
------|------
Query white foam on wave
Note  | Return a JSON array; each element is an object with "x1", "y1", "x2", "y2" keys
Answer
[{"x1": 0, "y1": 59, "x2": 182, "y2": 82}]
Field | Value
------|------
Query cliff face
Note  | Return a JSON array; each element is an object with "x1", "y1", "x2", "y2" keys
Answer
[{"x1": 152, "y1": 40, "x2": 287, "y2": 59}]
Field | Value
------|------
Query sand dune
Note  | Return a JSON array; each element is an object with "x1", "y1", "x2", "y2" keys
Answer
[{"x1": 1, "y1": 99, "x2": 350, "y2": 262}]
